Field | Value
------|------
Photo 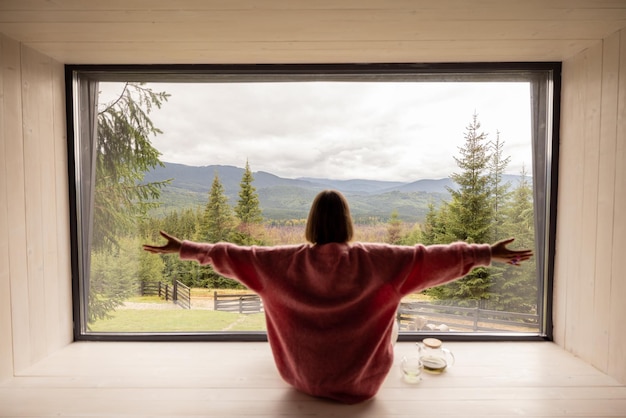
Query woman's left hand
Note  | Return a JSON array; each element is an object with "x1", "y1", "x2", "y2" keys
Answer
[{"x1": 490, "y1": 238, "x2": 533, "y2": 266}]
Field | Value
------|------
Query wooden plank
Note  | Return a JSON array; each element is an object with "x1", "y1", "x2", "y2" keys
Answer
[
  {"x1": 2, "y1": 34, "x2": 31, "y2": 375},
  {"x1": 576, "y1": 41, "x2": 603, "y2": 365},
  {"x1": 608, "y1": 28, "x2": 626, "y2": 385},
  {"x1": 20, "y1": 39, "x2": 599, "y2": 65},
  {"x1": 0, "y1": 20, "x2": 622, "y2": 43},
  {"x1": 0, "y1": 0, "x2": 625, "y2": 13},
  {"x1": 14, "y1": 342, "x2": 618, "y2": 383},
  {"x1": 555, "y1": 50, "x2": 587, "y2": 352},
  {"x1": 33, "y1": 49, "x2": 62, "y2": 353},
  {"x1": 7, "y1": 377, "x2": 626, "y2": 399},
  {"x1": 0, "y1": 342, "x2": 624, "y2": 417},
  {"x1": 20, "y1": 45, "x2": 49, "y2": 366},
  {"x1": 2, "y1": 8, "x2": 626, "y2": 23},
  {"x1": 0, "y1": 388, "x2": 625, "y2": 417},
  {"x1": 566, "y1": 48, "x2": 588, "y2": 358},
  {"x1": 0, "y1": 33, "x2": 15, "y2": 383},
  {"x1": 592, "y1": 30, "x2": 620, "y2": 374}
]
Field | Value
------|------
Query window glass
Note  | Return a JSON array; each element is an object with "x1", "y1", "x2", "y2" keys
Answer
[{"x1": 69, "y1": 65, "x2": 557, "y2": 339}]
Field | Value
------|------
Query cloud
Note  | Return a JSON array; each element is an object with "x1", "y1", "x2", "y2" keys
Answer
[{"x1": 99, "y1": 81, "x2": 532, "y2": 182}]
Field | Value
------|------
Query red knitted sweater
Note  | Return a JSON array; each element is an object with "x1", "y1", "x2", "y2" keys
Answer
[{"x1": 180, "y1": 240, "x2": 491, "y2": 404}]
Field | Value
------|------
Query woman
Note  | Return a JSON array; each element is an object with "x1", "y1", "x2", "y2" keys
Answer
[{"x1": 143, "y1": 190, "x2": 532, "y2": 404}]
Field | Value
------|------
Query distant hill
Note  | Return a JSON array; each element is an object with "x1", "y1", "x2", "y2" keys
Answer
[{"x1": 143, "y1": 162, "x2": 525, "y2": 222}]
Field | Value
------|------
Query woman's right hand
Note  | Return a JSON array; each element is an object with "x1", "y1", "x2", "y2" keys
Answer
[{"x1": 142, "y1": 231, "x2": 182, "y2": 255}]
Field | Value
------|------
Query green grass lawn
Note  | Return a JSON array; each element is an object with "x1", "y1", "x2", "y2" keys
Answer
[
  {"x1": 89, "y1": 289, "x2": 431, "y2": 333},
  {"x1": 90, "y1": 309, "x2": 266, "y2": 332}
]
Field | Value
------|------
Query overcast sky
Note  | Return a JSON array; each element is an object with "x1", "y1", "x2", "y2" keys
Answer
[{"x1": 100, "y1": 81, "x2": 532, "y2": 182}]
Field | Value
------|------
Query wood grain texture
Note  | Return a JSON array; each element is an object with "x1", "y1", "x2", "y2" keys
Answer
[
  {"x1": 21, "y1": 45, "x2": 50, "y2": 367},
  {"x1": 0, "y1": 36, "x2": 72, "y2": 379},
  {"x1": 0, "y1": 0, "x2": 624, "y2": 64},
  {"x1": 608, "y1": 28, "x2": 626, "y2": 385},
  {"x1": 0, "y1": 342, "x2": 624, "y2": 417},
  {"x1": 593, "y1": 30, "x2": 620, "y2": 375},
  {"x1": 0, "y1": 33, "x2": 15, "y2": 383},
  {"x1": 1, "y1": 33, "x2": 30, "y2": 376},
  {"x1": 556, "y1": 28, "x2": 626, "y2": 385}
]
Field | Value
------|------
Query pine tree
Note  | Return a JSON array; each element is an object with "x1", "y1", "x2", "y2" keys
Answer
[
  {"x1": 194, "y1": 174, "x2": 241, "y2": 288},
  {"x1": 488, "y1": 130, "x2": 512, "y2": 242},
  {"x1": 399, "y1": 223, "x2": 423, "y2": 246},
  {"x1": 430, "y1": 113, "x2": 494, "y2": 305},
  {"x1": 198, "y1": 173, "x2": 235, "y2": 243},
  {"x1": 155, "y1": 208, "x2": 202, "y2": 287},
  {"x1": 94, "y1": 82, "x2": 170, "y2": 251},
  {"x1": 493, "y1": 166, "x2": 537, "y2": 312},
  {"x1": 447, "y1": 113, "x2": 493, "y2": 243},
  {"x1": 421, "y1": 201, "x2": 455, "y2": 246},
  {"x1": 88, "y1": 83, "x2": 170, "y2": 323},
  {"x1": 386, "y1": 209, "x2": 403, "y2": 244},
  {"x1": 421, "y1": 202, "x2": 439, "y2": 245},
  {"x1": 233, "y1": 160, "x2": 264, "y2": 245}
]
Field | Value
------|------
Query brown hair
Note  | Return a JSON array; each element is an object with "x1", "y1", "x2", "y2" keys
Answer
[{"x1": 305, "y1": 190, "x2": 354, "y2": 245}]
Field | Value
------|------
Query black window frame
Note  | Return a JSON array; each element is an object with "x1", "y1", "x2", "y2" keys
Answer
[{"x1": 65, "y1": 63, "x2": 561, "y2": 342}]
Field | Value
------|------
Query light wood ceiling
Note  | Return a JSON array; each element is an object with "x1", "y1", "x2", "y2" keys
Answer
[{"x1": 1, "y1": 0, "x2": 625, "y2": 64}]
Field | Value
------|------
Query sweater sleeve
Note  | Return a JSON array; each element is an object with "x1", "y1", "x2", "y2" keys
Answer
[
  {"x1": 394, "y1": 242, "x2": 492, "y2": 296},
  {"x1": 179, "y1": 240, "x2": 265, "y2": 292}
]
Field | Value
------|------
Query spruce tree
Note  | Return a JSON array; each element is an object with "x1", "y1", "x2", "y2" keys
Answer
[
  {"x1": 386, "y1": 209, "x2": 403, "y2": 244},
  {"x1": 431, "y1": 113, "x2": 494, "y2": 305},
  {"x1": 421, "y1": 202, "x2": 439, "y2": 245},
  {"x1": 488, "y1": 130, "x2": 512, "y2": 242},
  {"x1": 493, "y1": 166, "x2": 537, "y2": 312},
  {"x1": 195, "y1": 173, "x2": 241, "y2": 288},
  {"x1": 234, "y1": 160, "x2": 264, "y2": 245},
  {"x1": 94, "y1": 82, "x2": 170, "y2": 251},
  {"x1": 198, "y1": 172, "x2": 235, "y2": 243},
  {"x1": 421, "y1": 201, "x2": 455, "y2": 246},
  {"x1": 89, "y1": 83, "x2": 170, "y2": 322},
  {"x1": 447, "y1": 113, "x2": 493, "y2": 243}
]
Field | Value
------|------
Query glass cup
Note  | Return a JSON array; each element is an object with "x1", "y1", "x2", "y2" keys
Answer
[{"x1": 400, "y1": 356, "x2": 423, "y2": 384}]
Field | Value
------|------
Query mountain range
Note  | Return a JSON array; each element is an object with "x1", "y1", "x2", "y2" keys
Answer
[{"x1": 144, "y1": 162, "x2": 522, "y2": 222}]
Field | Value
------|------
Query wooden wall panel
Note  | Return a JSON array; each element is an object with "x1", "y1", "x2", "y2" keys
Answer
[
  {"x1": 555, "y1": 46, "x2": 587, "y2": 353},
  {"x1": 0, "y1": 34, "x2": 72, "y2": 378},
  {"x1": 556, "y1": 28, "x2": 626, "y2": 384},
  {"x1": 19, "y1": 45, "x2": 71, "y2": 358},
  {"x1": 0, "y1": 0, "x2": 624, "y2": 64},
  {"x1": 21, "y1": 45, "x2": 50, "y2": 366},
  {"x1": 1, "y1": 33, "x2": 30, "y2": 376},
  {"x1": 19, "y1": 43, "x2": 72, "y2": 370},
  {"x1": 608, "y1": 28, "x2": 626, "y2": 385},
  {"x1": 0, "y1": 33, "x2": 16, "y2": 383},
  {"x1": 593, "y1": 30, "x2": 620, "y2": 375},
  {"x1": 577, "y1": 42, "x2": 603, "y2": 364},
  {"x1": 0, "y1": 33, "x2": 9, "y2": 382}
]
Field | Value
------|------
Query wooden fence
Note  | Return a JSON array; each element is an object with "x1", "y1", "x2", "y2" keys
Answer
[
  {"x1": 140, "y1": 280, "x2": 191, "y2": 309},
  {"x1": 214, "y1": 292, "x2": 263, "y2": 314},
  {"x1": 397, "y1": 301, "x2": 539, "y2": 333}
]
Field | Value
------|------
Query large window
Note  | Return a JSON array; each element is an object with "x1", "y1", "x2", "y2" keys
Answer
[{"x1": 67, "y1": 64, "x2": 559, "y2": 341}]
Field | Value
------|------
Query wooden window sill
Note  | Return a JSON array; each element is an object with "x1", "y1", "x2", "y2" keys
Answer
[{"x1": 1, "y1": 341, "x2": 624, "y2": 416}]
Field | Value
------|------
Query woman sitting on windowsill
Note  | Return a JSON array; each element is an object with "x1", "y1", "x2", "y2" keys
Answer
[{"x1": 143, "y1": 189, "x2": 532, "y2": 404}]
